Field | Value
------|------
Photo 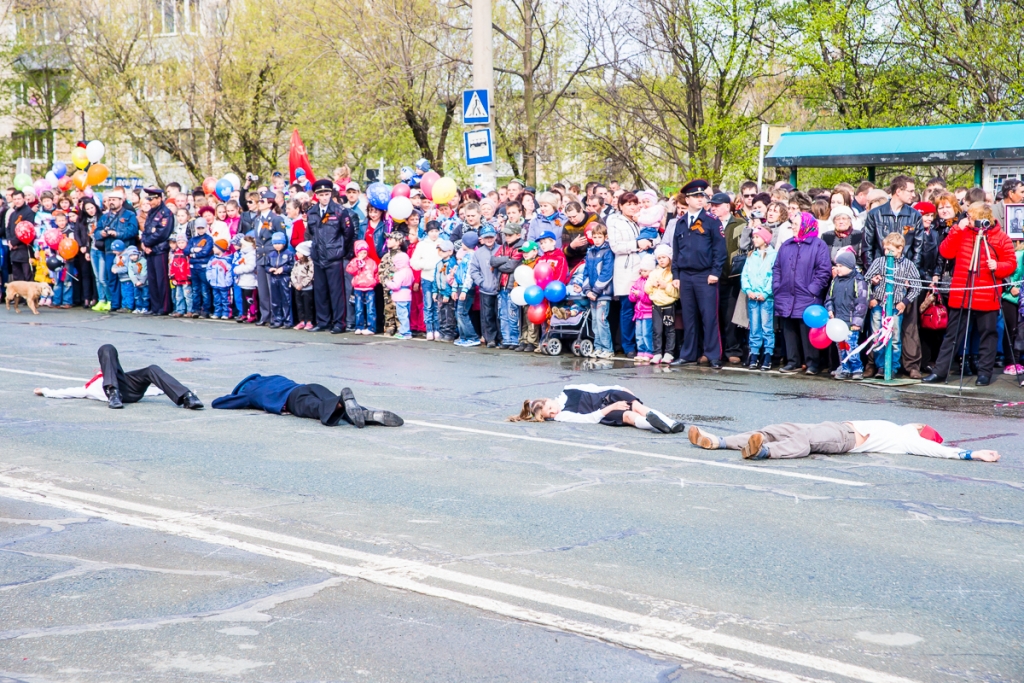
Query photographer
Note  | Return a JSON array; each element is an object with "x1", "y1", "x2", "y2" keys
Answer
[{"x1": 924, "y1": 203, "x2": 1016, "y2": 386}]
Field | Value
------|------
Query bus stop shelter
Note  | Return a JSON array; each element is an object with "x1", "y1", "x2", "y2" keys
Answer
[{"x1": 764, "y1": 120, "x2": 1024, "y2": 193}]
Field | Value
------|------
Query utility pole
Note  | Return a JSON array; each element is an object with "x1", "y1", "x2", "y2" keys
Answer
[{"x1": 472, "y1": 0, "x2": 495, "y2": 192}]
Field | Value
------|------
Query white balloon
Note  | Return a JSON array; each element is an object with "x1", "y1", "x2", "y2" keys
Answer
[
  {"x1": 514, "y1": 265, "x2": 535, "y2": 287},
  {"x1": 510, "y1": 286, "x2": 527, "y2": 307},
  {"x1": 223, "y1": 173, "x2": 241, "y2": 191},
  {"x1": 825, "y1": 317, "x2": 851, "y2": 343},
  {"x1": 85, "y1": 140, "x2": 105, "y2": 163},
  {"x1": 387, "y1": 196, "x2": 413, "y2": 221},
  {"x1": 45, "y1": 171, "x2": 58, "y2": 185}
]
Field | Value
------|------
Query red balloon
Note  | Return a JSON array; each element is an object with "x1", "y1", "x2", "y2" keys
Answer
[
  {"x1": 202, "y1": 177, "x2": 217, "y2": 195},
  {"x1": 391, "y1": 182, "x2": 411, "y2": 199},
  {"x1": 809, "y1": 325, "x2": 832, "y2": 350},
  {"x1": 57, "y1": 176, "x2": 72, "y2": 192},
  {"x1": 419, "y1": 171, "x2": 440, "y2": 200},
  {"x1": 15, "y1": 221, "x2": 34, "y2": 245},
  {"x1": 527, "y1": 302, "x2": 550, "y2": 325},
  {"x1": 533, "y1": 261, "x2": 554, "y2": 288}
]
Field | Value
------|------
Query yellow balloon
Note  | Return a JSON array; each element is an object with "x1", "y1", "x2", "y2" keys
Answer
[
  {"x1": 431, "y1": 177, "x2": 457, "y2": 206},
  {"x1": 85, "y1": 163, "x2": 109, "y2": 187},
  {"x1": 71, "y1": 147, "x2": 89, "y2": 170}
]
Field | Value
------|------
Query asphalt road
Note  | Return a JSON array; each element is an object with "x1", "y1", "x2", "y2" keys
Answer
[{"x1": 1, "y1": 310, "x2": 1021, "y2": 683}]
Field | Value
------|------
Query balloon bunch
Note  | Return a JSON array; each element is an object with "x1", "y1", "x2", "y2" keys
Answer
[
  {"x1": 508, "y1": 261, "x2": 567, "y2": 325},
  {"x1": 203, "y1": 173, "x2": 241, "y2": 201},
  {"x1": 802, "y1": 304, "x2": 851, "y2": 349},
  {"x1": 14, "y1": 141, "x2": 109, "y2": 196}
]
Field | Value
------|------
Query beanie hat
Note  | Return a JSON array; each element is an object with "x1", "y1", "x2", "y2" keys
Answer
[
  {"x1": 754, "y1": 227, "x2": 773, "y2": 245},
  {"x1": 835, "y1": 249, "x2": 857, "y2": 270},
  {"x1": 214, "y1": 238, "x2": 230, "y2": 251},
  {"x1": 830, "y1": 205, "x2": 855, "y2": 221},
  {"x1": 296, "y1": 240, "x2": 312, "y2": 257},
  {"x1": 461, "y1": 231, "x2": 479, "y2": 249},
  {"x1": 639, "y1": 254, "x2": 657, "y2": 272},
  {"x1": 270, "y1": 232, "x2": 287, "y2": 245},
  {"x1": 425, "y1": 220, "x2": 441, "y2": 233},
  {"x1": 354, "y1": 239, "x2": 368, "y2": 253},
  {"x1": 913, "y1": 201, "x2": 937, "y2": 216},
  {"x1": 654, "y1": 243, "x2": 672, "y2": 258}
]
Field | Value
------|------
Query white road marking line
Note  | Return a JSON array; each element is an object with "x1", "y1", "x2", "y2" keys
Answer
[
  {"x1": 406, "y1": 420, "x2": 870, "y2": 487},
  {"x1": 0, "y1": 367, "x2": 90, "y2": 382},
  {"x1": 0, "y1": 474, "x2": 917, "y2": 683}
]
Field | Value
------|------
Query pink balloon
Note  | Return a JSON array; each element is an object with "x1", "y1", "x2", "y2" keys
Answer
[
  {"x1": 391, "y1": 183, "x2": 411, "y2": 199},
  {"x1": 419, "y1": 171, "x2": 440, "y2": 200},
  {"x1": 809, "y1": 325, "x2": 832, "y2": 350},
  {"x1": 533, "y1": 261, "x2": 554, "y2": 288},
  {"x1": 43, "y1": 227, "x2": 61, "y2": 249},
  {"x1": 33, "y1": 178, "x2": 52, "y2": 194}
]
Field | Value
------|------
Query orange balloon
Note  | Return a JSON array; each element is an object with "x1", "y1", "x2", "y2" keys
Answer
[
  {"x1": 85, "y1": 163, "x2": 109, "y2": 187},
  {"x1": 72, "y1": 170, "x2": 88, "y2": 191},
  {"x1": 58, "y1": 236, "x2": 79, "y2": 260},
  {"x1": 57, "y1": 176, "x2": 72, "y2": 192},
  {"x1": 202, "y1": 177, "x2": 217, "y2": 195}
]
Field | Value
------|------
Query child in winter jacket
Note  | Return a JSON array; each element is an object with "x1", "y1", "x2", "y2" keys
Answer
[
  {"x1": 740, "y1": 228, "x2": 777, "y2": 370},
  {"x1": 825, "y1": 249, "x2": 870, "y2": 380},
  {"x1": 51, "y1": 256, "x2": 77, "y2": 308},
  {"x1": 206, "y1": 239, "x2": 235, "y2": 319},
  {"x1": 346, "y1": 240, "x2": 379, "y2": 334},
  {"x1": 169, "y1": 234, "x2": 192, "y2": 317},
  {"x1": 534, "y1": 231, "x2": 570, "y2": 284},
  {"x1": 378, "y1": 232, "x2": 404, "y2": 336},
  {"x1": 433, "y1": 239, "x2": 458, "y2": 342},
  {"x1": 386, "y1": 252, "x2": 414, "y2": 339},
  {"x1": 291, "y1": 241, "x2": 315, "y2": 330},
  {"x1": 411, "y1": 221, "x2": 443, "y2": 339},
  {"x1": 635, "y1": 191, "x2": 664, "y2": 254},
  {"x1": 453, "y1": 234, "x2": 480, "y2": 346},
  {"x1": 864, "y1": 232, "x2": 920, "y2": 373},
  {"x1": 266, "y1": 232, "x2": 293, "y2": 328},
  {"x1": 516, "y1": 240, "x2": 541, "y2": 352},
  {"x1": 583, "y1": 225, "x2": 615, "y2": 357},
  {"x1": 115, "y1": 246, "x2": 148, "y2": 313},
  {"x1": 629, "y1": 255, "x2": 656, "y2": 362},
  {"x1": 490, "y1": 225, "x2": 524, "y2": 349},
  {"x1": 645, "y1": 244, "x2": 679, "y2": 364},
  {"x1": 233, "y1": 236, "x2": 258, "y2": 323},
  {"x1": 187, "y1": 222, "x2": 214, "y2": 318}
]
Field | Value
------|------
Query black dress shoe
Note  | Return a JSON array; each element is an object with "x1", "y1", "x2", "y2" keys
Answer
[
  {"x1": 362, "y1": 410, "x2": 404, "y2": 427},
  {"x1": 975, "y1": 374, "x2": 992, "y2": 386},
  {"x1": 270, "y1": 322, "x2": 282, "y2": 329},
  {"x1": 105, "y1": 386, "x2": 123, "y2": 409},
  {"x1": 340, "y1": 388, "x2": 365, "y2": 428},
  {"x1": 921, "y1": 373, "x2": 946, "y2": 383},
  {"x1": 180, "y1": 391, "x2": 204, "y2": 410},
  {"x1": 710, "y1": 359, "x2": 723, "y2": 369},
  {"x1": 779, "y1": 362, "x2": 800, "y2": 374},
  {"x1": 486, "y1": 342, "x2": 498, "y2": 348},
  {"x1": 625, "y1": 351, "x2": 637, "y2": 359},
  {"x1": 254, "y1": 320, "x2": 268, "y2": 326},
  {"x1": 330, "y1": 326, "x2": 345, "y2": 334},
  {"x1": 669, "y1": 358, "x2": 695, "y2": 366},
  {"x1": 309, "y1": 325, "x2": 328, "y2": 332},
  {"x1": 646, "y1": 412, "x2": 674, "y2": 434},
  {"x1": 805, "y1": 364, "x2": 821, "y2": 375}
]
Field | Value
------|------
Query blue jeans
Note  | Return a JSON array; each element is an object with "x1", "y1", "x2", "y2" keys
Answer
[
  {"x1": 105, "y1": 252, "x2": 121, "y2": 309},
  {"x1": 55, "y1": 280, "x2": 73, "y2": 306},
  {"x1": 635, "y1": 317, "x2": 653, "y2": 354},
  {"x1": 592, "y1": 299, "x2": 612, "y2": 353},
  {"x1": 212, "y1": 286, "x2": 231, "y2": 318},
  {"x1": 747, "y1": 298, "x2": 775, "y2": 355},
  {"x1": 498, "y1": 289, "x2": 520, "y2": 346},
  {"x1": 173, "y1": 283, "x2": 192, "y2": 315},
  {"x1": 421, "y1": 279, "x2": 438, "y2": 334},
  {"x1": 395, "y1": 301, "x2": 410, "y2": 336},
  {"x1": 456, "y1": 290, "x2": 478, "y2": 342},
  {"x1": 618, "y1": 296, "x2": 636, "y2": 353},
  {"x1": 91, "y1": 248, "x2": 109, "y2": 302},
  {"x1": 840, "y1": 328, "x2": 863, "y2": 373},
  {"x1": 354, "y1": 290, "x2": 376, "y2": 331},
  {"x1": 871, "y1": 306, "x2": 902, "y2": 370},
  {"x1": 119, "y1": 280, "x2": 134, "y2": 310},
  {"x1": 191, "y1": 267, "x2": 212, "y2": 315}
]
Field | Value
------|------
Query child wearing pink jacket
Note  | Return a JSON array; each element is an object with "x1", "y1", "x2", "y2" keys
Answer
[
  {"x1": 629, "y1": 254, "x2": 656, "y2": 363},
  {"x1": 386, "y1": 251, "x2": 414, "y2": 339}
]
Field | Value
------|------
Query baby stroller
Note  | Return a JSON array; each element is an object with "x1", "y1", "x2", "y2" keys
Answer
[{"x1": 539, "y1": 263, "x2": 595, "y2": 356}]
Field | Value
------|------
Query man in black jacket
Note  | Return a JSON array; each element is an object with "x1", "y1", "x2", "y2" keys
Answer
[
  {"x1": 5, "y1": 190, "x2": 35, "y2": 282},
  {"x1": 306, "y1": 179, "x2": 356, "y2": 333},
  {"x1": 252, "y1": 190, "x2": 286, "y2": 325},
  {"x1": 141, "y1": 187, "x2": 175, "y2": 315}
]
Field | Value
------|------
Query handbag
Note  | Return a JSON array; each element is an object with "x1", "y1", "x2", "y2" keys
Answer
[{"x1": 920, "y1": 290, "x2": 948, "y2": 330}]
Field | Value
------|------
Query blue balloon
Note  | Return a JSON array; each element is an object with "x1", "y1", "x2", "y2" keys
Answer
[
  {"x1": 52, "y1": 161, "x2": 67, "y2": 179},
  {"x1": 802, "y1": 304, "x2": 829, "y2": 329},
  {"x1": 524, "y1": 285, "x2": 545, "y2": 306},
  {"x1": 366, "y1": 182, "x2": 391, "y2": 211},
  {"x1": 544, "y1": 280, "x2": 566, "y2": 303},
  {"x1": 215, "y1": 179, "x2": 232, "y2": 201}
]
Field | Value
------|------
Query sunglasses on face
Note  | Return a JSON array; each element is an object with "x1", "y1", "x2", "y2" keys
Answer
[{"x1": 742, "y1": 194, "x2": 756, "y2": 198}]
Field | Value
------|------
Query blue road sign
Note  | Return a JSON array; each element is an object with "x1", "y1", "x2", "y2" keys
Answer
[
  {"x1": 464, "y1": 128, "x2": 495, "y2": 166},
  {"x1": 463, "y1": 89, "x2": 490, "y2": 125}
]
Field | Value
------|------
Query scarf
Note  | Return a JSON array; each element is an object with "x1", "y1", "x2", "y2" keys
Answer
[{"x1": 794, "y1": 212, "x2": 818, "y2": 243}]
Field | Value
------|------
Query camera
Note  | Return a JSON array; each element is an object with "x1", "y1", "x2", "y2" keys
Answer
[
  {"x1": 972, "y1": 219, "x2": 991, "y2": 231},
  {"x1": 246, "y1": 172, "x2": 259, "y2": 182},
  {"x1": 751, "y1": 211, "x2": 764, "y2": 220}
]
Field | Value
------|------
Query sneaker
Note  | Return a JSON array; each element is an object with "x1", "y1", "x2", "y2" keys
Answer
[
  {"x1": 662, "y1": 354, "x2": 674, "y2": 364},
  {"x1": 741, "y1": 432, "x2": 769, "y2": 460},
  {"x1": 91, "y1": 301, "x2": 106, "y2": 312},
  {"x1": 650, "y1": 354, "x2": 662, "y2": 365},
  {"x1": 834, "y1": 370, "x2": 851, "y2": 380},
  {"x1": 760, "y1": 357, "x2": 772, "y2": 371},
  {"x1": 454, "y1": 339, "x2": 468, "y2": 347},
  {"x1": 1004, "y1": 364, "x2": 1017, "y2": 376},
  {"x1": 304, "y1": 322, "x2": 314, "y2": 330},
  {"x1": 779, "y1": 362, "x2": 799, "y2": 374},
  {"x1": 688, "y1": 425, "x2": 719, "y2": 449},
  {"x1": 395, "y1": 333, "x2": 412, "y2": 340},
  {"x1": 597, "y1": 350, "x2": 615, "y2": 359},
  {"x1": 425, "y1": 331, "x2": 434, "y2": 341},
  {"x1": 851, "y1": 371, "x2": 864, "y2": 380},
  {"x1": 293, "y1": 322, "x2": 305, "y2": 330},
  {"x1": 747, "y1": 353, "x2": 759, "y2": 369},
  {"x1": 464, "y1": 339, "x2": 481, "y2": 347},
  {"x1": 523, "y1": 344, "x2": 536, "y2": 353}
]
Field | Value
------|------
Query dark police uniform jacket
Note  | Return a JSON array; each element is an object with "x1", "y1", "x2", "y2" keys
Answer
[
  {"x1": 253, "y1": 212, "x2": 285, "y2": 267},
  {"x1": 671, "y1": 208, "x2": 727, "y2": 279},
  {"x1": 142, "y1": 203, "x2": 174, "y2": 255},
  {"x1": 306, "y1": 200, "x2": 357, "y2": 267}
]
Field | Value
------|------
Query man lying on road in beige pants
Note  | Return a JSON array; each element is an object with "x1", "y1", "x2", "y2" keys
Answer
[{"x1": 688, "y1": 421, "x2": 1000, "y2": 462}]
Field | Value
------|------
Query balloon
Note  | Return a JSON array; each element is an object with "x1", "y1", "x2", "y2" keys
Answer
[
  {"x1": 533, "y1": 261, "x2": 554, "y2": 288},
  {"x1": 43, "y1": 228, "x2": 61, "y2": 249},
  {"x1": 215, "y1": 179, "x2": 232, "y2": 201},
  {"x1": 85, "y1": 163, "x2": 109, "y2": 187},
  {"x1": 527, "y1": 302, "x2": 550, "y2": 325},
  {"x1": 524, "y1": 285, "x2": 545, "y2": 306},
  {"x1": 513, "y1": 265, "x2": 535, "y2": 287},
  {"x1": 85, "y1": 140, "x2": 105, "y2": 163},
  {"x1": 57, "y1": 176, "x2": 72, "y2": 192},
  {"x1": 431, "y1": 177, "x2": 457, "y2": 206},
  {"x1": 71, "y1": 170, "x2": 88, "y2": 190},
  {"x1": 387, "y1": 196, "x2": 413, "y2": 221},
  {"x1": 802, "y1": 304, "x2": 829, "y2": 329},
  {"x1": 419, "y1": 171, "x2": 440, "y2": 200},
  {"x1": 510, "y1": 286, "x2": 527, "y2": 307},
  {"x1": 809, "y1": 325, "x2": 832, "y2": 350},
  {"x1": 14, "y1": 221, "x2": 34, "y2": 245},
  {"x1": 391, "y1": 182, "x2": 411, "y2": 199},
  {"x1": 223, "y1": 173, "x2": 241, "y2": 191},
  {"x1": 52, "y1": 161, "x2": 66, "y2": 179},
  {"x1": 544, "y1": 280, "x2": 567, "y2": 303},
  {"x1": 825, "y1": 317, "x2": 851, "y2": 343},
  {"x1": 45, "y1": 171, "x2": 59, "y2": 186},
  {"x1": 366, "y1": 182, "x2": 391, "y2": 211},
  {"x1": 71, "y1": 147, "x2": 89, "y2": 170},
  {"x1": 58, "y1": 236, "x2": 79, "y2": 261},
  {"x1": 202, "y1": 177, "x2": 217, "y2": 195},
  {"x1": 13, "y1": 173, "x2": 31, "y2": 190},
  {"x1": 33, "y1": 178, "x2": 51, "y2": 195}
]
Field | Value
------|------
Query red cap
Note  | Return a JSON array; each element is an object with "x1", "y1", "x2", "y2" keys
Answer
[
  {"x1": 919, "y1": 425, "x2": 943, "y2": 443},
  {"x1": 913, "y1": 201, "x2": 936, "y2": 216}
]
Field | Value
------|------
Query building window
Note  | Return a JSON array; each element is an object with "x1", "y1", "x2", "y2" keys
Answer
[
  {"x1": 152, "y1": 0, "x2": 199, "y2": 35},
  {"x1": 12, "y1": 130, "x2": 52, "y2": 162}
]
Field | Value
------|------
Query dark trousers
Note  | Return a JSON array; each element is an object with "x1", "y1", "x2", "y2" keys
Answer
[
  {"x1": 437, "y1": 298, "x2": 457, "y2": 340},
  {"x1": 652, "y1": 303, "x2": 677, "y2": 356},
  {"x1": 270, "y1": 275, "x2": 293, "y2": 326},
  {"x1": 10, "y1": 260, "x2": 32, "y2": 282},
  {"x1": 720, "y1": 277, "x2": 743, "y2": 357},
  {"x1": 678, "y1": 271, "x2": 721, "y2": 362},
  {"x1": 901, "y1": 299, "x2": 922, "y2": 373},
  {"x1": 191, "y1": 268, "x2": 212, "y2": 315},
  {"x1": 933, "y1": 308, "x2": 998, "y2": 378},
  {"x1": 73, "y1": 253, "x2": 94, "y2": 305},
  {"x1": 97, "y1": 344, "x2": 188, "y2": 405},
  {"x1": 105, "y1": 252, "x2": 121, "y2": 309},
  {"x1": 1001, "y1": 299, "x2": 1020, "y2": 364},
  {"x1": 256, "y1": 265, "x2": 272, "y2": 323},
  {"x1": 313, "y1": 261, "x2": 346, "y2": 329},
  {"x1": 285, "y1": 383, "x2": 350, "y2": 425},
  {"x1": 146, "y1": 251, "x2": 170, "y2": 315},
  {"x1": 618, "y1": 296, "x2": 636, "y2": 354},
  {"x1": 782, "y1": 316, "x2": 819, "y2": 367},
  {"x1": 295, "y1": 289, "x2": 314, "y2": 324},
  {"x1": 479, "y1": 292, "x2": 499, "y2": 343}
]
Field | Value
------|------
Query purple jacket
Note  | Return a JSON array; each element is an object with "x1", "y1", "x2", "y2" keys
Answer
[{"x1": 771, "y1": 237, "x2": 832, "y2": 318}]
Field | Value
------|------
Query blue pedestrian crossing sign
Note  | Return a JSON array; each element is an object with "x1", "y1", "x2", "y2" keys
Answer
[
  {"x1": 464, "y1": 128, "x2": 495, "y2": 166},
  {"x1": 463, "y1": 89, "x2": 490, "y2": 125}
]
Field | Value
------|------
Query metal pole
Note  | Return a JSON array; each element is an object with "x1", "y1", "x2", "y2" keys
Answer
[
  {"x1": 883, "y1": 252, "x2": 895, "y2": 382},
  {"x1": 472, "y1": 0, "x2": 495, "y2": 192},
  {"x1": 757, "y1": 123, "x2": 767, "y2": 189}
]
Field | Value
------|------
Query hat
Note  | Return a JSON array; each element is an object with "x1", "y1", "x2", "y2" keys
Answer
[
  {"x1": 913, "y1": 201, "x2": 937, "y2": 215},
  {"x1": 296, "y1": 240, "x2": 312, "y2": 256},
  {"x1": 175, "y1": 233, "x2": 189, "y2": 242},
  {"x1": 537, "y1": 230, "x2": 557, "y2": 242},
  {"x1": 637, "y1": 189, "x2": 658, "y2": 203},
  {"x1": 437, "y1": 239, "x2": 454, "y2": 252},
  {"x1": 193, "y1": 217, "x2": 208, "y2": 229},
  {"x1": 461, "y1": 231, "x2": 479, "y2": 249},
  {"x1": 425, "y1": 220, "x2": 441, "y2": 233},
  {"x1": 777, "y1": 182, "x2": 794, "y2": 192},
  {"x1": 709, "y1": 192, "x2": 731, "y2": 205},
  {"x1": 346, "y1": 181, "x2": 361, "y2": 192},
  {"x1": 518, "y1": 240, "x2": 538, "y2": 253},
  {"x1": 919, "y1": 425, "x2": 943, "y2": 444},
  {"x1": 110, "y1": 239, "x2": 126, "y2": 251},
  {"x1": 639, "y1": 254, "x2": 657, "y2": 272},
  {"x1": 835, "y1": 249, "x2": 858, "y2": 270},
  {"x1": 143, "y1": 186, "x2": 164, "y2": 197},
  {"x1": 353, "y1": 239, "x2": 368, "y2": 253},
  {"x1": 260, "y1": 190, "x2": 276, "y2": 201},
  {"x1": 830, "y1": 205, "x2": 855, "y2": 221},
  {"x1": 393, "y1": 252, "x2": 410, "y2": 269},
  {"x1": 681, "y1": 179, "x2": 709, "y2": 196},
  {"x1": 410, "y1": 189, "x2": 422, "y2": 198},
  {"x1": 270, "y1": 232, "x2": 287, "y2": 245},
  {"x1": 479, "y1": 225, "x2": 497, "y2": 238},
  {"x1": 214, "y1": 238, "x2": 230, "y2": 251},
  {"x1": 312, "y1": 179, "x2": 333, "y2": 193},
  {"x1": 754, "y1": 227, "x2": 773, "y2": 245},
  {"x1": 502, "y1": 223, "x2": 522, "y2": 236},
  {"x1": 654, "y1": 243, "x2": 672, "y2": 258}
]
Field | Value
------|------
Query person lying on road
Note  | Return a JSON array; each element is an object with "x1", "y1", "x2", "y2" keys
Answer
[{"x1": 510, "y1": 384, "x2": 684, "y2": 434}]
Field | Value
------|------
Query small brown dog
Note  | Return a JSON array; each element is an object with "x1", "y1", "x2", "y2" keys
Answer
[{"x1": 5, "y1": 281, "x2": 53, "y2": 314}]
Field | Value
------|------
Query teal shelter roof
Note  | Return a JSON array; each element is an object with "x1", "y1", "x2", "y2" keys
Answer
[{"x1": 765, "y1": 121, "x2": 1024, "y2": 167}]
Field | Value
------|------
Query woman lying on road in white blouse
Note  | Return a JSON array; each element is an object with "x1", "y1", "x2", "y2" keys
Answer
[{"x1": 510, "y1": 384, "x2": 684, "y2": 434}]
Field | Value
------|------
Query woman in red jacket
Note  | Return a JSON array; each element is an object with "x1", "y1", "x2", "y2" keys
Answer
[{"x1": 924, "y1": 203, "x2": 1017, "y2": 386}]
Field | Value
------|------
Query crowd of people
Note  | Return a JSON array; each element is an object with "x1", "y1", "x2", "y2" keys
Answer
[{"x1": 3, "y1": 167, "x2": 1023, "y2": 388}]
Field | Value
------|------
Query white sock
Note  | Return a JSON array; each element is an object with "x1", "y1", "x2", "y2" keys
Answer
[{"x1": 633, "y1": 415, "x2": 656, "y2": 431}]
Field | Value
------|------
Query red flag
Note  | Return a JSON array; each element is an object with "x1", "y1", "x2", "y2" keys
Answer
[{"x1": 288, "y1": 129, "x2": 316, "y2": 184}]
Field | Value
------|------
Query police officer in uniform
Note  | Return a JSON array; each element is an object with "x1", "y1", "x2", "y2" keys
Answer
[
  {"x1": 141, "y1": 187, "x2": 174, "y2": 315},
  {"x1": 252, "y1": 190, "x2": 285, "y2": 326},
  {"x1": 306, "y1": 179, "x2": 356, "y2": 333},
  {"x1": 671, "y1": 179, "x2": 727, "y2": 368}
]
